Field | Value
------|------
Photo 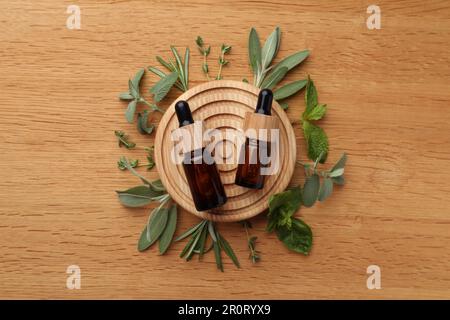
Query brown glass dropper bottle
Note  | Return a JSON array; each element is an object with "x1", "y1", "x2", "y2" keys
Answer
[
  {"x1": 175, "y1": 100, "x2": 227, "y2": 211},
  {"x1": 235, "y1": 89, "x2": 276, "y2": 189}
]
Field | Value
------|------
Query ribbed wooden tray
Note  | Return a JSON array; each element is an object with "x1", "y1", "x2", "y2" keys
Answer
[{"x1": 154, "y1": 80, "x2": 296, "y2": 222}]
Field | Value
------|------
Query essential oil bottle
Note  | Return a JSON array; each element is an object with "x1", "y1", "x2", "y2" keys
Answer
[
  {"x1": 175, "y1": 100, "x2": 227, "y2": 211},
  {"x1": 235, "y1": 89, "x2": 277, "y2": 189}
]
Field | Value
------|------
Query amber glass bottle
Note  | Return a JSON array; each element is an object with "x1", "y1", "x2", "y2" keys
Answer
[
  {"x1": 175, "y1": 100, "x2": 227, "y2": 211},
  {"x1": 235, "y1": 89, "x2": 273, "y2": 189}
]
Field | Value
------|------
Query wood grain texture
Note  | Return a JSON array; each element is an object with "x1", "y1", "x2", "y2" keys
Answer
[
  {"x1": 0, "y1": 0, "x2": 449, "y2": 299},
  {"x1": 155, "y1": 80, "x2": 294, "y2": 222}
]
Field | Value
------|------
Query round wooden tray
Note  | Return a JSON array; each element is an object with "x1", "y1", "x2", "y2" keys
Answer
[{"x1": 154, "y1": 80, "x2": 296, "y2": 222}]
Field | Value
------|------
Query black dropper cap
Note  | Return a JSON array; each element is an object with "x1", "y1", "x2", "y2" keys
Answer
[
  {"x1": 175, "y1": 100, "x2": 194, "y2": 127},
  {"x1": 255, "y1": 89, "x2": 273, "y2": 115}
]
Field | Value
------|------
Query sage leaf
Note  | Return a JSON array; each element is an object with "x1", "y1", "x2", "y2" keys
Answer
[
  {"x1": 128, "y1": 79, "x2": 140, "y2": 99},
  {"x1": 304, "y1": 104, "x2": 327, "y2": 121},
  {"x1": 303, "y1": 121, "x2": 328, "y2": 163},
  {"x1": 269, "y1": 49, "x2": 309, "y2": 78},
  {"x1": 302, "y1": 174, "x2": 320, "y2": 207},
  {"x1": 150, "y1": 179, "x2": 165, "y2": 192},
  {"x1": 332, "y1": 175, "x2": 345, "y2": 185},
  {"x1": 138, "y1": 225, "x2": 152, "y2": 251},
  {"x1": 116, "y1": 185, "x2": 163, "y2": 207},
  {"x1": 146, "y1": 207, "x2": 169, "y2": 244},
  {"x1": 261, "y1": 66, "x2": 288, "y2": 89},
  {"x1": 131, "y1": 68, "x2": 145, "y2": 89},
  {"x1": 276, "y1": 218, "x2": 312, "y2": 255},
  {"x1": 213, "y1": 240, "x2": 223, "y2": 272},
  {"x1": 248, "y1": 28, "x2": 261, "y2": 74},
  {"x1": 331, "y1": 153, "x2": 347, "y2": 172},
  {"x1": 125, "y1": 100, "x2": 137, "y2": 123},
  {"x1": 119, "y1": 92, "x2": 134, "y2": 100},
  {"x1": 261, "y1": 27, "x2": 280, "y2": 69},
  {"x1": 329, "y1": 168, "x2": 344, "y2": 178},
  {"x1": 318, "y1": 178, "x2": 333, "y2": 202},
  {"x1": 149, "y1": 72, "x2": 178, "y2": 102},
  {"x1": 137, "y1": 110, "x2": 154, "y2": 135},
  {"x1": 267, "y1": 186, "x2": 302, "y2": 232},
  {"x1": 218, "y1": 234, "x2": 240, "y2": 268},
  {"x1": 159, "y1": 205, "x2": 178, "y2": 254},
  {"x1": 273, "y1": 79, "x2": 307, "y2": 100}
]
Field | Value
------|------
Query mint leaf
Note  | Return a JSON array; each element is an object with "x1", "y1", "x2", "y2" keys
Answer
[
  {"x1": 276, "y1": 218, "x2": 313, "y2": 255},
  {"x1": 267, "y1": 186, "x2": 302, "y2": 232},
  {"x1": 305, "y1": 76, "x2": 318, "y2": 114},
  {"x1": 304, "y1": 103, "x2": 327, "y2": 121},
  {"x1": 303, "y1": 121, "x2": 328, "y2": 163}
]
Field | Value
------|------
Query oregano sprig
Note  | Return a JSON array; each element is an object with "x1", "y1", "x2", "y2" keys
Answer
[
  {"x1": 243, "y1": 221, "x2": 260, "y2": 263},
  {"x1": 216, "y1": 44, "x2": 231, "y2": 80}
]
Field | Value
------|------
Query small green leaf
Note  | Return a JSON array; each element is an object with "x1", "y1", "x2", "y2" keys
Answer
[
  {"x1": 329, "y1": 168, "x2": 344, "y2": 178},
  {"x1": 131, "y1": 68, "x2": 145, "y2": 89},
  {"x1": 149, "y1": 72, "x2": 178, "y2": 102},
  {"x1": 119, "y1": 156, "x2": 153, "y2": 185},
  {"x1": 332, "y1": 175, "x2": 345, "y2": 185},
  {"x1": 218, "y1": 234, "x2": 240, "y2": 268},
  {"x1": 157, "y1": 56, "x2": 176, "y2": 72},
  {"x1": 279, "y1": 102, "x2": 289, "y2": 110},
  {"x1": 125, "y1": 100, "x2": 137, "y2": 123},
  {"x1": 331, "y1": 153, "x2": 347, "y2": 172},
  {"x1": 261, "y1": 27, "x2": 280, "y2": 69},
  {"x1": 302, "y1": 174, "x2": 320, "y2": 207},
  {"x1": 268, "y1": 50, "x2": 309, "y2": 79},
  {"x1": 304, "y1": 104, "x2": 327, "y2": 121},
  {"x1": 276, "y1": 218, "x2": 312, "y2": 255},
  {"x1": 128, "y1": 79, "x2": 140, "y2": 99},
  {"x1": 117, "y1": 157, "x2": 138, "y2": 171},
  {"x1": 208, "y1": 221, "x2": 218, "y2": 242},
  {"x1": 195, "y1": 36, "x2": 204, "y2": 48},
  {"x1": 303, "y1": 121, "x2": 328, "y2": 163},
  {"x1": 318, "y1": 178, "x2": 333, "y2": 202},
  {"x1": 273, "y1": 80, "x2": 307, "y2": 100},
  {"x1": 137, "y1": 110, "x2": 154, "y2": 135},
  {"x1": 197, "y1": 222, "x2": 208, "y2": 260},
  {"x1": 175, "y1": 220, "x2": 204, "y2": 242},
  {"x1": 305, "y1": 76, "x2": 318, "y2": 114},
  {"x1": 261, "y1": 66, "x2": 288, "y2": 89},
  {"x1": 148, "y1": 66, "x2": 166, "y2": 79},
  {"x1": 119, "y1": 92, "x2": 134, "y2": 100},
  {"x1": 115, "y1": 131, "x2": 136, "y2": 149},
  {"x1": 159, "y1": 205, "x2": 178, "y2": 254},
  {"x1": 248, "y1": 28, "x2": 261, "y2": 74},
  {"x1": 138, "y1": 225, "x2": 152, "y2": 251}
]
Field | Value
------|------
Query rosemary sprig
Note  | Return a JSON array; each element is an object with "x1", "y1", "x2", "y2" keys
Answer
[{"x1": 177, "y1": 220, "x2": 239, "y2": 271}]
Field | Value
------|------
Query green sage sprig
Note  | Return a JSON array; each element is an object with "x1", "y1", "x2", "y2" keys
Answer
[
  {"x1": 248, "y1": 27, "x2": 308, "y2": 103},
  {"x1": 299, "y1": 152, "x2": 347, "y2": 206},
  {"x1": 176, "y1": 220, "x2": 240, "y2": 272}
]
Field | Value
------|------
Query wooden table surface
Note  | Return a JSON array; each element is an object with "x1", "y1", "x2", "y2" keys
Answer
[{"x1": 0, "y1": 0, "x2": 449, "y2": 299}]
